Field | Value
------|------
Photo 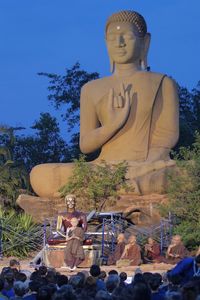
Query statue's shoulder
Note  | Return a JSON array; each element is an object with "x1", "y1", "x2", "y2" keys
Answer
[
  {"x1": 139, "y1": 71, "x2": 176, "y2": 85},
  {"x1": 81, "y1": 76, "x2": 112, "y2": 94}
]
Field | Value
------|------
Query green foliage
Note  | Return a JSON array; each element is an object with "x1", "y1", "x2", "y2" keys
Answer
[
  {"x1": 60, "y1": 155, "x2": 130, "y2": 211},
  {"x1": 0, "y1": 126, "x2": 29, "y2": 207},
  {"x1": 38, "y1": 62, "x2": 99, "y2": 131},
  {"x1": 15, "y1": 113, "x2": 70, "y2": 171},
  {"x1": 160, "y1": 133, "x2": 200, "y2": 248},
  {"x1": 175, "y1": 81, "x2": 200, "y2": 150},
  {"x1": 0, "y1": 208, "x2": 43, "y2": 258}
]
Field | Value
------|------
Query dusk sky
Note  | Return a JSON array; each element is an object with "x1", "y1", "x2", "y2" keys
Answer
[{"x1": 1, "y1": 0, "x2": 200, "y2": 138}]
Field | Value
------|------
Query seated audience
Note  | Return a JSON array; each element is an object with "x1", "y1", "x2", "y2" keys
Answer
[
  {"x1": 89, "y1": 265, "x2": 106, "y2": 291},
  {"x1": 149, "y1": 273, "x2": 165, "y2": 300},
  {"x1": 167, "y1": 254, "x2": 200, "y2": 286}
]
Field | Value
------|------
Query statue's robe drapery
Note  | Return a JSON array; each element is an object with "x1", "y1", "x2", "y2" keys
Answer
[
  {"x1": 145, "y1": 241, "x2": 161, "y2": 262},
  {"x1": 107, "y1": 241, "x2": 126, "y2": 265},
  {"x1": 165, "y1": 243, "x2": 188, "y2": 264},
  {"x1": 120, "y1": 243, "x2": 141, "y2": 266},
  {"x1": 56, "y1": 210, "x2": 87, "y2": 233},
  {"x1": 64, "y1": 227, "x2": 85, "y2": 268}
]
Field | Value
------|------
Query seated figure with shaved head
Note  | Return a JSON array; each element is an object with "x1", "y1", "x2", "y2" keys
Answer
[{"x1": 30, "y1": 10, "x2": 179, "y2": 198}]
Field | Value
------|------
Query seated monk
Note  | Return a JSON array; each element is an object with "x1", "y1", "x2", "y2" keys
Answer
[
  {"x1": 144, "y1": 237, "x2": 161, "y2": 263},
  {"x1": 107, "y1": 233, "x2": 126, "y2": 265},
  {"x1": 30, "y1": 10, "x2": 179, "y2": 198},
  {"x1": 118, "y1": 235, "x2": 141, "y2": 266},
  {"x1": 165, "y1": 235, "x2": 188, "y2": 264},
  {"x1": 62, "y1": 217, "x2": 85, "y2": 271}
]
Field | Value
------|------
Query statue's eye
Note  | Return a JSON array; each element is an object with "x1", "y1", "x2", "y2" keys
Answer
[
  {"x1": 107, "y1": 34, "x2": 115, "y2": 41},
  {"x1": 124, "y1": 32, "x2": 135, "y2": 40}
]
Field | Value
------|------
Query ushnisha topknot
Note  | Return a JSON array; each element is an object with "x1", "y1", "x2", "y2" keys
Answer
[{"x1": 106, "y1": 10, "x2": 147, "y2": 38}]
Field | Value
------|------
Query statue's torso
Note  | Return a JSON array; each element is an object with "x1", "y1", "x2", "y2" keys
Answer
[{"x1": 86, "y1": 71, "x2": 165, "y2": 161}]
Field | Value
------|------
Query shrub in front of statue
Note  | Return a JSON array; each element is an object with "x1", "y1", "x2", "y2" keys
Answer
[
  {"x1": 60, "y1": 155, "x2": 131, "y2": 211},
  {"x1": 0, "y1": 208, "x2": 43, "y2": 258},
  {"x1": 159, "y1": 133, "x2": 200, "y2": 249}
]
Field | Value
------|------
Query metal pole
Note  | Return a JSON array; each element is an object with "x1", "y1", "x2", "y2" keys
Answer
[
  {"x1": 0, "y1": 218, "x2": 2, "y2": 259},
  {"x1": 43, "y1": 219, "x2": 46, "y2": 247},
  {"x1": 101, "y1": 218, "x2": 105, "y2": 258},
  {"x1": 160, "y1": 219, "x2": 163, "y2": 254}
]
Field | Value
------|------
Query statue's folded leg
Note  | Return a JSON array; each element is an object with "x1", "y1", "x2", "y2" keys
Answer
[
  {"x1": 127, "y1": 160, "x2": 176, "y2": 194},
  {"x1": 30, "y1": 163, "x2": 74, "y2": 198}
]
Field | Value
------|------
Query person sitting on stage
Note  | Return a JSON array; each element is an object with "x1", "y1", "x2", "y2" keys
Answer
[
  {"x1": 165, "y1": 235, "x2": 188, "y2": 264},
  {"x1": 117, "y1": 235, "x2": 141, "y2": 267},
  {"x1": 62, "y1": 217, "x2": 85, "y2": 271},
  {"x1": 107, "y1": 233, "x2": 126, "y2": 266},
  {"x1": 144, "y1": 237, "x2": 161, "y2": 263},
  {"x1": 56, "y1": 194, "x2": 87, "y2": 237}
]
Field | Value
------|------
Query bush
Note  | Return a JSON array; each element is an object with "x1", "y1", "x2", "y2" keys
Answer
[
  {"x1": 160, "y1": 133, "x2": 200, "y2": 249},
  {"x1": 60, "y1": 155, "x2": 131, "y2": 211},
  {"x1": 0, "y1": 208, "x2": 43, "y2": 258}
]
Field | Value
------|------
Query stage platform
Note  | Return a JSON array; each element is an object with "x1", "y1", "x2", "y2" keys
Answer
[{"x1": 0, "y1": 256, "x2": 174, "y2": 278}]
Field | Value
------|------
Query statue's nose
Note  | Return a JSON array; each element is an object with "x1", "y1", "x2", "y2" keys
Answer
[{"x1": 116, "y1": 35, "x2": 126, "y2": 47}]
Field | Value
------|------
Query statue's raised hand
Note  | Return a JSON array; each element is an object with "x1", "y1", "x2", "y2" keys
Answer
[{"x1": 105, "y1": 83, "x2": 131, "y2": 130}]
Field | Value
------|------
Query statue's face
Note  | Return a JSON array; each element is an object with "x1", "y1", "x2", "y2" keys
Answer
[
  {"x1": 106, "y1": 22, "x2": 144, "y2": 64},
  {"x1": 65, "y1": 196, "x2": 75, "y2": 209}
]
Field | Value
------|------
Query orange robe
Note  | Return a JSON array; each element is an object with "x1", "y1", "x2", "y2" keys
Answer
[{"x1": 121, "y1": 243, "x2": 141, "y2": 266}]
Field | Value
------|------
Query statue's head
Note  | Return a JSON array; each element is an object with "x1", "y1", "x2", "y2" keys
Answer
[
  {"x1": 105, "y1": 10, "x2": 150, "y2": 72},
  {"x1": 65, "y1": 194, "x2": 76, "y2": 209}
]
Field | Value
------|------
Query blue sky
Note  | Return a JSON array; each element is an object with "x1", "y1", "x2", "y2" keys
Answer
[{"x1": 0, "y1": 0, "x2": 200, "y2": 138}]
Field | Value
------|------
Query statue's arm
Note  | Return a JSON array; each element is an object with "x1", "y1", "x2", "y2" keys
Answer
[
  {"x1": 80, "y1": 85, "x2": 122, "y2": 154},
  {"x1": 148, "y1": 77, "x2": 179, "y2": 161}
]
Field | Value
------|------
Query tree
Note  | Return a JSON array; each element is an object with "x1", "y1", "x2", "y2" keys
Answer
[
  {"x1": 59, "y1": 155, "x2": 131, "y2": 211},
  {"x1": 38, "y1": 62, "x2": 99, "y2": 131},
  {"x1": 160, "y1": 133, "x2": 200, "y2": 249},
  {"x1": 0, "y1": 126, "x2": 29, "y2": 207},
  {"x1": 38, "y1": 62, "x2": 99, "y2": 159},
  {"x1": 15, "y1": 112, "x2": 71, "y2": 171},
  {"x1": 175, "y1": 81, "x2": 200, "y2": 150}
]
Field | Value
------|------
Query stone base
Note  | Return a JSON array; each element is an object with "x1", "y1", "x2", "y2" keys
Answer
[{"x1": 17, "y1": 193, "x2": 168, "y2": 225}]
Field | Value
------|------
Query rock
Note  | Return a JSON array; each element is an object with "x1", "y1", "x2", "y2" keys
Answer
[{"x1": 16, "y1": 194, "x2": 66, "y2": 223}]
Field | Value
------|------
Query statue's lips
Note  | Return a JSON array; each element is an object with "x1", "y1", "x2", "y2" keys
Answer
[{"x1": 115, "y1": 50, "x2": 126, "y2": 56}]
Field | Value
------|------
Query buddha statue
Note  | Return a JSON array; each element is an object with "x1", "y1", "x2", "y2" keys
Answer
[{"x1": 30, "y1": 10, "x2": 179, "y2": 198}]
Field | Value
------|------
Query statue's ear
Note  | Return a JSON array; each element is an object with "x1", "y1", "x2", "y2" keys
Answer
[
  {"x1": 109, "y1": 57, "x2": 115, "y2": 73},
  {"x1": 141, "y1": 33, "x2": 151, "y2": 70}
]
